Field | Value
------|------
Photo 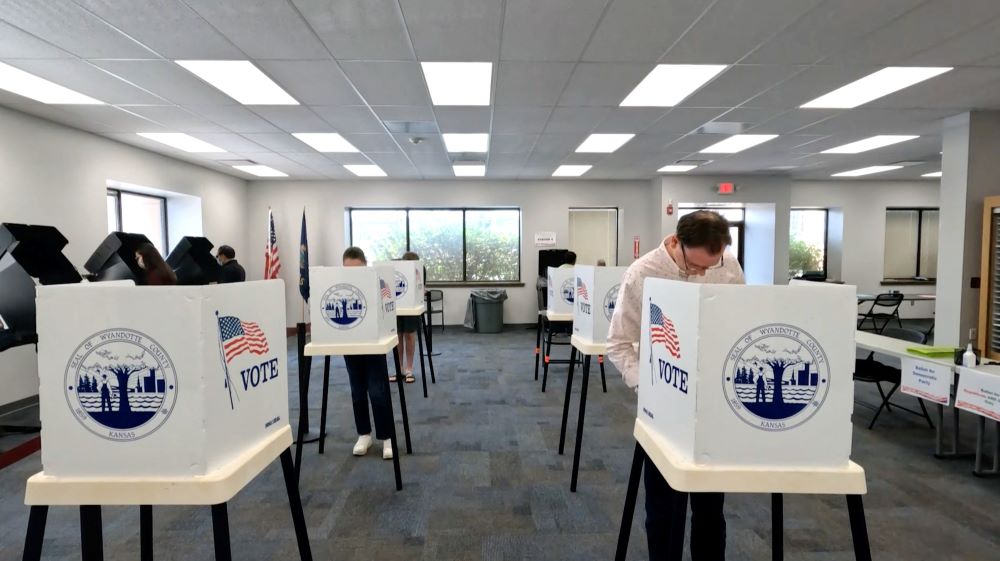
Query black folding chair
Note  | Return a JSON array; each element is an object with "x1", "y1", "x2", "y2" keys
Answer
[
  {"x1": 857, "y1": 292, "x2": 904, "y2": 333},
  {"x1": 853, "y1": 327, "x2": 934, "y2": 430},
  {"x1": 426, "y1": 289, "x2": 444, "y2": 333}
]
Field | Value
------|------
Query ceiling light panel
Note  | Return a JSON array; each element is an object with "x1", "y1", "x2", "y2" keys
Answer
[
  {"x1": 137, "y1": 132, "x2": 226, "y2": 153},
  {"x1": 699, "y1": 134, "x2": 778, "y2": 154},
  {"x1": 801, "y1": 67, "x2": 952, "y2": 109},
  {"x1": 233, "y1": 164, "x2": 287, "y2": 177},
  {"x1": 421, "y1": 62, "x2": 492, "y2": 106},
  {"x1": 176, "y1": 60, "x2": 298, "y2": 105},
  {"x1": 658, "y1": 164, "x2": 698, "y2": 173},
  {"x1": 821, "y1": 135, "x2": 919, "y2": 154},
  {"x1": 0, "y1": 61, "x2": 103, "y2": 104},
  {"x1": 442, "y1": 133, "x2": 489, "y2": 152},
  {"x1": 922, "y1": 171, "x2": 942, "y2": 178},
  {"x1": 552, "y1": 165, "x2": 592, "y2": 177},
  {"x1": 575, "y1": 133, "x2": 634, "y2": 153},
  {"x1": 453, "y1": 165, "x2": 486, "y2": 177},
  {"x1": 620, "y1": 64, "x2": 728, "y2": 107},
  {"x1": 832, "y1": 165, "x2": 903, "y2": 177},
  {"x1": 292, "y1": 132, "x2": 359, "y2": 153},
  {"x1": 345, "y1": 164, "x2": 388, "y2": 177}
]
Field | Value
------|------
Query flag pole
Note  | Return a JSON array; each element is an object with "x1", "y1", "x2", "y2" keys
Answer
[{"x1": 215, "y1": 311, "x2": 239, "y2": 410}]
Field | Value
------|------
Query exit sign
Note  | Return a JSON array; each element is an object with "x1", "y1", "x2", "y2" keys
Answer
[{"x1": 717, "y1": 182, "x2": 737, "y2": 195}]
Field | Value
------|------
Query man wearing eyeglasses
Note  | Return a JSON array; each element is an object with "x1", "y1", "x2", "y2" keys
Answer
[{"x1": 607, "y1": 210, "x2": 744, "y2": 561}]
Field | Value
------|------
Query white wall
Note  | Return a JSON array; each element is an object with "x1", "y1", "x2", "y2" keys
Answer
[
  {"x1": 0, "y1": 106, "x2": 249, "y2": 269},
  {"x1": 792, "y1": 180, "x2": 940, "y2": 319},
  {"x1": 245, "y1": 179, "x2": 659, "y2": 326}
]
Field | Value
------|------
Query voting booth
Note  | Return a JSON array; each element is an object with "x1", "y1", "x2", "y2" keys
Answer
[
  {"x1": 309, "y1": 266, "x2": 397, "y2": 346},
  {"x1": 573, "y1": 265, "x2": 627, "y2": 344},
  {"x1": 376, "y1": 260, "x2": 424, "y2": 310},
  {"x1": 33, "y1": 280, "x2": 289, "y2": 479},
  {"x1": 638, "y1": 279, "x2": 859, "y2": 472},
  {"x1": 547, "y1": 266, "x2": 575, "y2": 316}
]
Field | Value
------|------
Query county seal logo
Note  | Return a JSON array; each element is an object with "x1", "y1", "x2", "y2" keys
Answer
[
  {"x1": 560, "y1": 278, "x2": 575, "y2": 304},
  {"x1": 603, "y1": 283, "x2": 620, "y2": 321},
  {"x1": 64, "y1": 329, "x2": 178, "y2": 442},
  {"x1": 722, "y1": 324, "x2": 830, "y2": 432},
  {"x1": 321, "y1": 284, "x2": 367, "y2": 329},
  {"x1": 394, "y1": 271, "x2": 408, "y2": 299}
]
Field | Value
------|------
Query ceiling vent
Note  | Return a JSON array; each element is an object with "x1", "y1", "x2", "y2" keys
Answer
[
  {"x1": 217, "y1": 159, "x2": 256, "y2": 166},
  {"x1": 450, "y1": 154, "x2": 487, "y2": 164},
  {"x1": 697, "y1": 122, "x2": 748, "y2": 135},
  {"x1": 890, "y1": 160, "x2": 926, "y2": 167},
  {"x1": 383, "y1": 120, "x2": 439, "y2": 134}
]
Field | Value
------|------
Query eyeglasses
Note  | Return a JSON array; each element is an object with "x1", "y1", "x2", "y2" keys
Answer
[{"x1": 680, "y1": 245, "x2": 724, "y2": 276}]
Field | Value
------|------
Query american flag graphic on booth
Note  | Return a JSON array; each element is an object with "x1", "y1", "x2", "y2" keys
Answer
[
  {"x1": 576, "y1": 278, "x2": 589, "y2": 301},
  {"x1": 380, "y1": 278, "x2": 392, "y2": 301},
  {"x1": 649, "y1": 303, "x2": 681, "y2": 359},
  {"x1": 219, "y1": 316, "x2": 270, "y2": 363}
]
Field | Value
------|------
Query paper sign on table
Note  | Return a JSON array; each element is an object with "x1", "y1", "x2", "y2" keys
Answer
[
  {"x1": 900, "y1": 357, "x2": 951, "y2": 405},
  {"x1": 955, "y1": 367, "x2": 1000, "y2": 422}
]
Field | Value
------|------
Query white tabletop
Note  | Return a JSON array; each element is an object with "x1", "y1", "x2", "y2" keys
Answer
[
  {"x1": 855, "y1": 331, "x2": 955, "y2": 369},
  {"x1": 545, "y1": 310, "x2": 573, "y2": 322},
  {"x1": 25, "y1": 426, "x2": 292, "y2": 506},
  {"x1": 857, "y1": 293, "x2": 936, "y2": 302},
  {"x1": 570, "y1": 335, "x2": 607, "y2": 356},
  {"x1": 396, "y1": 304, "x2": 426, "y2": 317},
  {"x1": 305, "y1": 334, "x2": 398, "y2": 356}
]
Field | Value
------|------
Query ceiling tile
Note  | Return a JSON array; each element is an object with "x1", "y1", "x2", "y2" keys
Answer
[
  {"x1": 434, "y1": 107, "x2": 492, "y2": 133},
  {"x1": 495, "y1": 62, "x2": 575, "y2": 106},
  {"x1": 543, "y1": 106, "x2": 610, "y2": 134},
  {"x1": 642, "y1": 108, "x2": 725, "y2": 135},
  {"x1": 392, "y1": 133, "x2": 447, "y2": 155},
  {"x1": 291, "y1": 0, "x2": 413, "y2": 60},
  {"x1": 54, "y1": 105, "x2": 163, "y2": 133},
  {"x1": 529, "y1": 134, "x2": 586, "y2": 158},
  {"x1": 183, "y1": 105, "x2": 281, "y2": 133},
  {"x1": 90, "y1": 60, "x2": 234, "y2": 105},
  {"x1": 339, "y1": 61, "x2": 431, "y2": 106},
  {"x1": 182, "y1": 0, "x2": 329, "y2": 59},
  {"x1": 501, "y1": 0, "x2": 609, "y2": 62},
  {"x1": 557, "y1": 63, "x2": 653, "y2": 106},
  {"x1": 490, "y1": 134, "x2": 538, "y2": 154},
  {"x1": 486, "y1": 153, "x2": 526, "y2": 177},
  {"x1": 745, "y1": 110, "x2": 836, "y2": 134},
  {"x1": 311, "y1": 105, "x2": 387, "y2": 133},
  {"x1": 594, "y1": 108, "x2": 670, "y2": 133},
  {"x1": 4, "y1": 59, "x2": 165, "y2": 104},
  {"x1": 255, "y1": 61, "x2": 364, "y2": 106},
  {"x1": 582, "y1": 0, "x2": 709, "y2": 62},
  {"x1": 367, "y1": 152, "x2": 421, "y2": 176},
  {"x1": 342, "y1": 133, "x2": 404, "y2": 153},
  {"x1": 0, "y1": 20, "x2": 72, "y2": 58},
  {"x1": 681, "y1": 65, "x2": 805, "y2": 108},
  {"x1": 323, "y1": 152, "x2": 382, "y2": 165},
  {"x1": 239, "y1": 133, "x2": 309, "y2": 152},
  {"x1": 190, "y1": 133, "x2": 269, "y2": 153},
  {"x1": 248, "y1": 106, "x2": 332, "y2": 133},
  {"x1": 371, "y1": 105, "x2": 435, "y2": 122},
  {"x1": 907, "y1": 17, "x2": 1000, "y2": 66},
  {"x1": 741, "y1": 65, "x2": 879, "y2": 109},
  {"x1": 398, "y1": 0, "x2": 502, "y2": 61},
  {"x1": 71, "y1": 0, "x2": 244, "y2": 59},
  {"x1": 124, "y1": 105, "x2": 229, "y2": 132},
  {"x1": 492, "y1": 106, "x2": 552, "y2": 134}
]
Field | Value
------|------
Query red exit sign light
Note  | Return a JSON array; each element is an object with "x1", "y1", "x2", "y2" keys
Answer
[{"x1": 717, "y1": 182, "x2": 736, "y2": 195}]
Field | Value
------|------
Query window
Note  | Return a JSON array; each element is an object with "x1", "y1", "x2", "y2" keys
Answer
[
  {"x1": 789, "y1": 209, "x2": 828, "y2": 277},
  {"x1": 349, "y1": 208, "x2": 521, "y2": 283},
  {"x1": 883, "y1": 208, "x2": 939, "y2": 280},
  {"x1": 106, "y1": 190, "x2": 168, "y2": 255},
  {"x1": 676, "y1": 206, "x2": 744, "y2": 266}
]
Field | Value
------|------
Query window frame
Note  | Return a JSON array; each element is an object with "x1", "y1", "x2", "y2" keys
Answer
[
  {"x1": 789, "y1": 207, "x2": 830, "y2": 277},
  {"x1": 676, "y1": 206, "x2": 746, "y2": 266},
  {"x1": 883, "y1": 206, "x2": 939, "y2": 282},
  {"x1": 568, "y1": 206, "x2": 620, "y2": 266},
  {"x1": 348, "y1": 206, "x2": 522, "y2": 285},
  {"x1": 106, "y1": 189, "x2": 169, "y2": 254}
]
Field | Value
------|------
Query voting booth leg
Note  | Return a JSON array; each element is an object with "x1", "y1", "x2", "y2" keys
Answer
[
  {"x1": 391, "y1": 349, "x2": 413, "y2": 455},
  {"x1": 541, "y1": 324, "x2": 554, "y2": 392},
  {"x1": 140, "y1": 505, "x2": 153, "y2": 561},
  {"x1": 534, "y1": 315, "x2": 543, "y2": 381},
  {"x1": 973, "y1": 417, "x2": 1000, "y2": 477},
  {"x1": 570, "y1": 355, "x2": 591, "y2": 493},
  {"x1": 280, "y1": 448, "x2": 314, "y2": 561},
  {"x1": 22, "y1": 505, "x2": 48, "y2": 561},
  {"x1": 296, "y1": 323, "x2": 311, "y2": 433},
  {"x1": 80, "y1": 505, "x2": 103, "y2": 561},
  {"x1": 387, "y1": 353, "x2": 404, "y2": 491},
  {"x1": 558, "y1": 349, "x2": 578, "y2": 455},
  {"x1": 771, "y1": 494, "x2": 783, "y2": 561},
  {"x1": 211, "y1": 503, "x2": 232, "y2": 561},
  {"x1": 420, "y1": 314, "x2": 437, "y2": 384},
  {"x1": 614, "y1": 443, "x2": 646, "y2": 561},
  {"x1": 318, "y1": 356, "x2": 331, "y2": 455},
  {"x1": 846, "y1": 495, "x2": 872, "y2": 561},
  {"x1": 599, "y1": 356, "x2": 607, "y2": 393},
  {"x1": 416, "y1": 318, "x2": 429, "y2": 398}
]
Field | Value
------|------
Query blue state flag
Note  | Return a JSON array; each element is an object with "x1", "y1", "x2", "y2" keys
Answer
[{"x1": 299, "y1": 210, "x2": 309, "y2": 302}]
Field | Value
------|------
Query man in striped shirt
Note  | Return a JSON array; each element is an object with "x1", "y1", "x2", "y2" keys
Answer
[{"x1": 607, "y1": 211, "x2": 745, "y2": 561}]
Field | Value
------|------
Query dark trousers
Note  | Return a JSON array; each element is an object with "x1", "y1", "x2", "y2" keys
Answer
[
  {"x1": 344, "y1": 354, "x2": 393, "y2": 441},
  {"x1": 644, "y1": 456, "x2": 726, "y2": 561}
]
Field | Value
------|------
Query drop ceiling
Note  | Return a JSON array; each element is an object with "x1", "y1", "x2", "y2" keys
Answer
[{"x1": 1, "y1": 0, "x2": 999, "y2": 181}]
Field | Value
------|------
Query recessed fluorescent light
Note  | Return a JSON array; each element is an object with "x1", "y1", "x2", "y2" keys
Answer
[
  {"x1": 658, "y1": 164, "x2": 697, "y2": 173},
  {"x1": 233, "y1": 165, "x2": 287, "y2": 177},
  {"x1": 576, "y1": 133, "x2": 634, "y2": 153},
  {"x1": 453, "y1": 165, "x2": 486, "y2": 177},
  {"x1": 552, "y1": 165, "x2": 592, "y2": 177},
  {"x1": 421, "y1": 62, "x2": 492, "y2": 106},
  {"x1": 832, "y1": 165, "x2": 903, "y2": 177},
  {"x1": 292, "y1": 133, "x2": 359, "y2": 153},
  {"x1": 801, "y1": 67, "x2": 952, "y2": 109},
  {"x1": 442, "y1": 133, "x2": 489, "y2": 152},
  {"x1": 345, "y1": 164, "x2": 387, "y2": 177},
  {"x1": 922, "y1": 171, "x2": 942, "y2": 178},
  {"x1": 137, "y1": 132, "x2": 226, "y2": 153},
  {"x1": 175, "y1": 60, "x2": 298, "y2": 105},
  {"x1": 821, "y1": 135, "x2": 919, "y2": 154},
  {"x1": 700, "y1": 134, "x2": 778, "y2": 154},
  {"x1": 620, "y1": 64, "x2": 728, "y2": 107},
  {"x1": 0, "y1": 61, "x2": 103, "y2": 104}
]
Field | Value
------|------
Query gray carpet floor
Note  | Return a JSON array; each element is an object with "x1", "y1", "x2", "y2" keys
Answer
[{"x1": 1, "y1": 325, "x2": 999, "y2": 560}]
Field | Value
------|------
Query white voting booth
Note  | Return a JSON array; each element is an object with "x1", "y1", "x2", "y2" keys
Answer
[
  {"x1": 309, "y1": 265, "x2": 397, "y2": 348},
  {"x1": 547, "y1": 267, "x2": 575, "y2": 317},
  {"x1": 636, "y1": 278, "x2": 866, "y2": 492},
  {"x1": 573, "y1": 265, "x2": 627, "y2": 344},
  {"x1": 376, "y1": 260, "x2": 424, "y2": 312}
]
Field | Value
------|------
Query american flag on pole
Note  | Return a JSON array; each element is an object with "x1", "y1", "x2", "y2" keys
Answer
[
  {"x1": 219, "y1": 316, "x2": 270, "y2": 363},
  {"x1": 649, "y1": 303, "x2": 681, "y2": 359},
  {"x1": 576, "y1": 278, "x2": 589, "y2": 301},
  {"x1": 264, "y1": 209, "x2": 281, "y2": 280}
]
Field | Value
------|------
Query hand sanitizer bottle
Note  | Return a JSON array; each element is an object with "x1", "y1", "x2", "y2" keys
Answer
[{"x1": 963, "y1": 343, "x2": 976, "y2": 367}]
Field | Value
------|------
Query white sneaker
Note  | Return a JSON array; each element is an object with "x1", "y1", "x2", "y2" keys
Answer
[
  {"x1": 382, "y1": 439, "x2": 394, "y2": 460},
  {"x1": 353, "y1": 435, "x2": 372, "y2": 456}
]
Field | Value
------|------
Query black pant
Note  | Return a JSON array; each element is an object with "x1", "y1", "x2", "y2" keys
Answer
[
  {"x1": 344, "y1": 354, "x2": 393, "y2": 441},
  {"x1": 644, "y1": 456, "x2": 726, "y2": 561}
]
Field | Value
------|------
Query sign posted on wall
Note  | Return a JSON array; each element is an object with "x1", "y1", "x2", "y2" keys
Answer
[{"x1": 900, "y1": 357, "x2": 951, "y2": 405}]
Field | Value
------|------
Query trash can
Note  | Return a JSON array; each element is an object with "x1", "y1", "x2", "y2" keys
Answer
[{"x1": 465, "y1": 289, "x2": 508, "y2": 333}]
